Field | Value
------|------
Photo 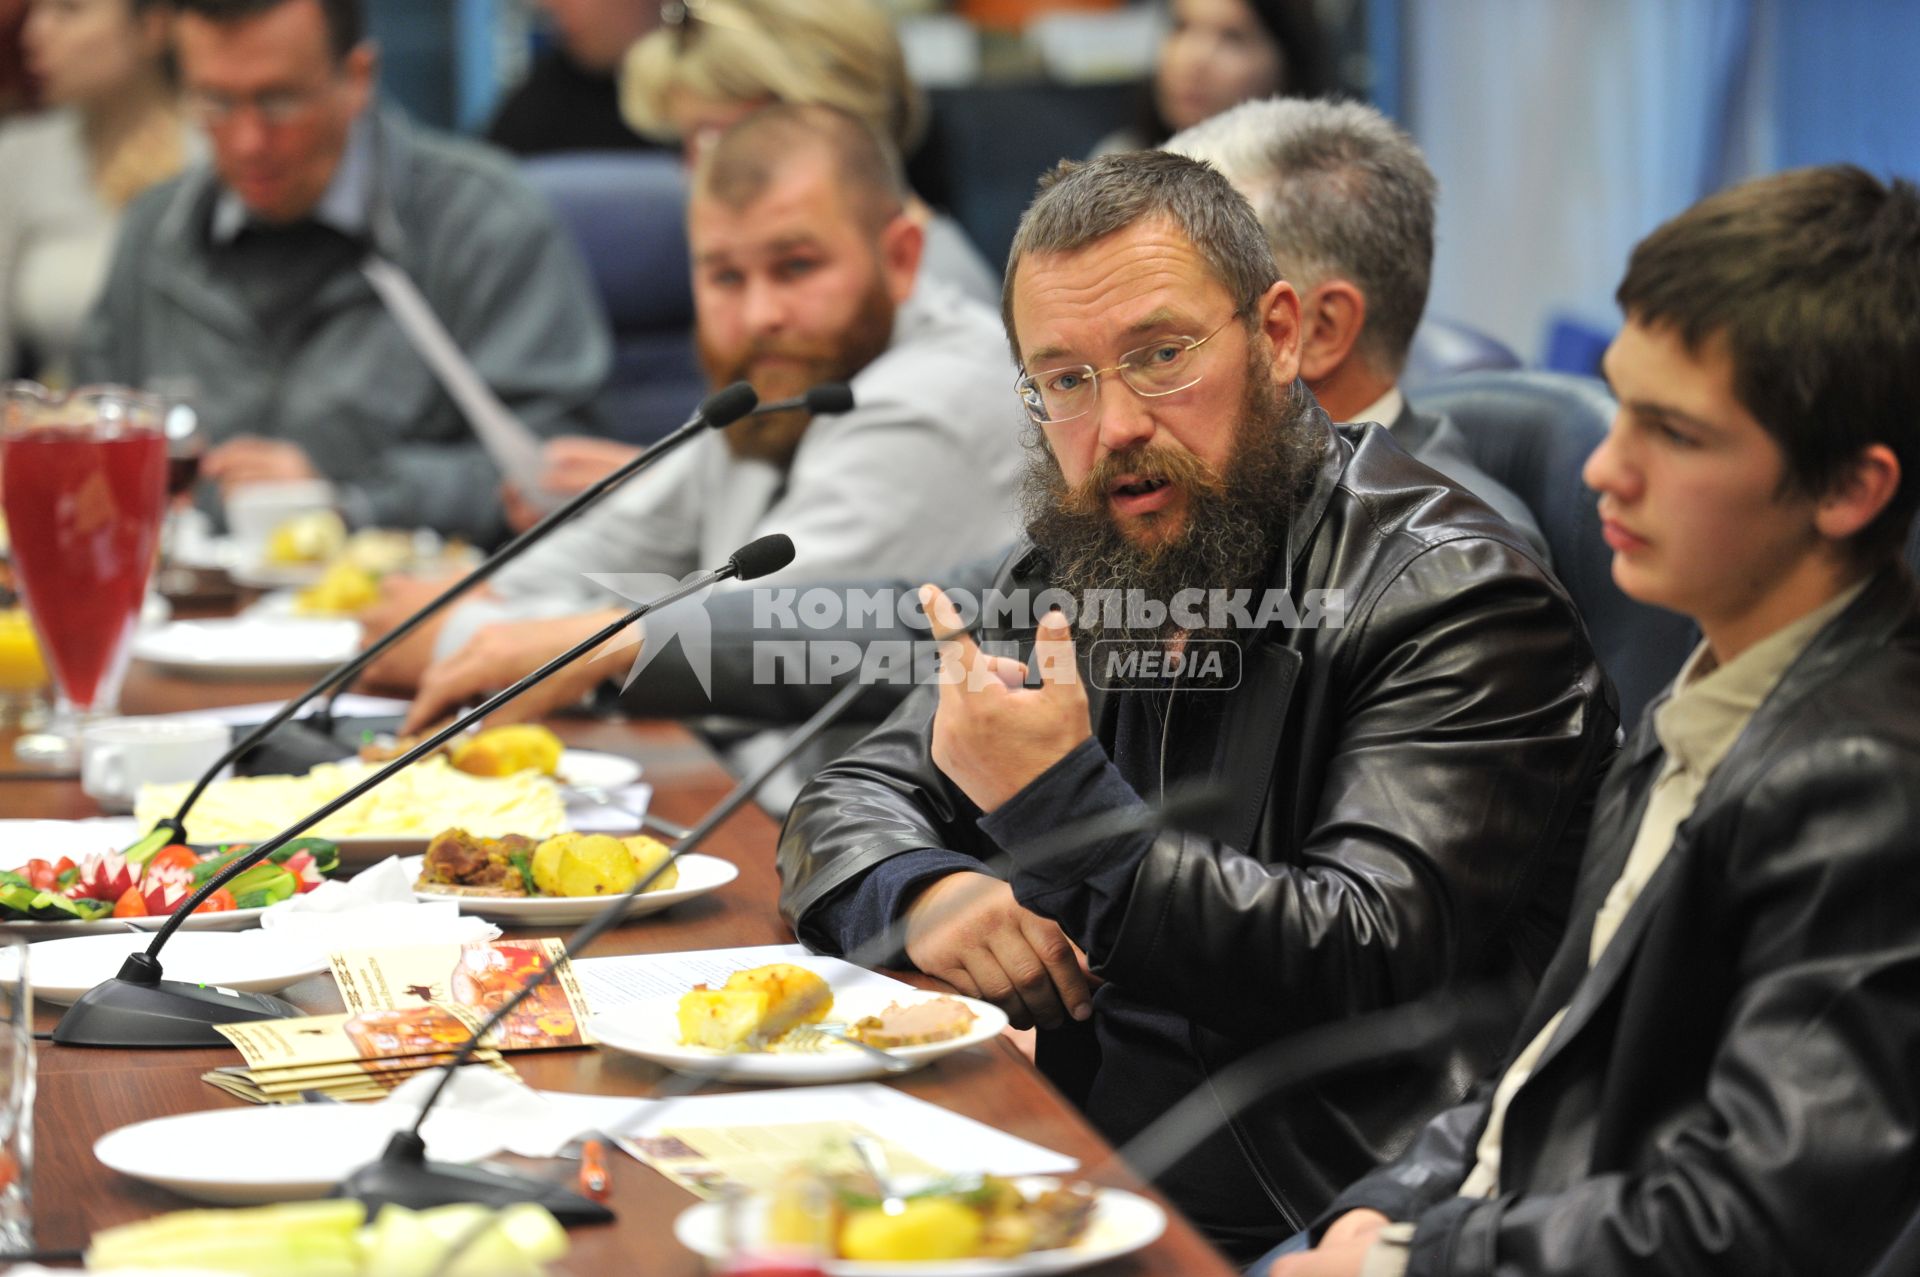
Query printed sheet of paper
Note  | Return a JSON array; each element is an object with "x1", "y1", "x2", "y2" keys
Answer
[
  {"x1": 201, "y1": 1058, "x2": 516, "y2": 1105},
  {"x1": 613, "y1": 1082, "x2": 1078, "y2": 1201},
  {"x1": 572, "y1": 943, "x2": 917, "y2": 1015},
  {"x1": 208, "y1": 1004, "x2": 516, "y2": 1105},
  {"x1": 217, "y1": 1006, "x2": 488, "y2": 1068},
  {"x1": 634, "y1": 1121, "x2": 944, "y2": 1199},
  {"x1": 331, "y1": 938, "x2": 593, "y2": 1049}
]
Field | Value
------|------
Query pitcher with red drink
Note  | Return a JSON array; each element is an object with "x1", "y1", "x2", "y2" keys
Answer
[{"x1": 1, "y1": 383, "x2": 168, "y2": 766}]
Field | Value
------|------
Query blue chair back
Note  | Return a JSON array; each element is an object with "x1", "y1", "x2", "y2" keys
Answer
[
  {"x1": 1415, "y1": 371, "x2": 1697, "y2": 726},
  {"x1": 520, "y1": 151, "x2": 707, "y2": 445},
  {"x1": 1403, "y1": 317, "x2": 1523, "y2": 391}
]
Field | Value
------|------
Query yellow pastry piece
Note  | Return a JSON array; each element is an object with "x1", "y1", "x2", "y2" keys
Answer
[
  {"x1": 723, "y1": 964, "x2": 830, "y2": 1028},
  {"x1": 675, "y1": 963, "x2": 833, "y2": 1049},
  {"x1": 448, "y1": 724, "x2": 564, "y2": 778},
  {"x1": 676, "y1": 988, "x2": 771, "y2": 1050}
]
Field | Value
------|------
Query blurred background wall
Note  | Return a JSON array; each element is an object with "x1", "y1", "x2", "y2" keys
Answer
[{"x1": 376, "y1": 0, "x2": 1919, "y2": 373}]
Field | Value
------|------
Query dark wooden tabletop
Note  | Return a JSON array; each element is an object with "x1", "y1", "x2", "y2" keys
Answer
[{"x1": 2, "y1": 660, "x2": 1237, "y2": 1276}]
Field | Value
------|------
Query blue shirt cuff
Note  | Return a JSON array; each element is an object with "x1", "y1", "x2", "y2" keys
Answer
[
  {"x1": 975, "y1": 738, "x2": 1155, "y2": 956},
  {"x1": 800, "y1": 846, "x2": 986, "y2": 965}
]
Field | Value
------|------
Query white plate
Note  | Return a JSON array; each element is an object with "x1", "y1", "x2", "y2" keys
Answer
[
  {"x1": 94, "y1": 1103, "x2": 502, "y2": 1205},
  {"x1": 308, "y1": 762, "x2": 648, "y2": 870},
  {"x1": 227, "y1": 558, "x2": 327, "y2": 591},
  {"x1": 0, "y1": 820, "x2": 268, "y2": 936},
  {"x1": 10, "y1": 930, "x2": 325, "y2": 1004},
  {"x1": 556, "y1": 750, "x2": 642, "y2": 791},
  {"x1": 673, "y1": 1177, "x2": 1167, "y2": 1276},
  {"x1": 589, "y1": 990, "x2": 1009, "y2": 1084},
  {"x1": 118, "y1": 754, "x2": 640, "y2": 872},
  {"x1": 402, "y1": 851, "x2": 736, "y2": 925},
  {"x1": 132, "y1": 617, "x2": 361, "y2": 680}
]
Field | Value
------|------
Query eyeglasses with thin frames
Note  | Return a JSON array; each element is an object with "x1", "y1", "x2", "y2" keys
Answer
[
  {"x1": 1015, "y1": 311, "x2": 1245, "y2": 425},
  {"x1": 186, "y1": 83, "x2": 331, "y2": 128}
]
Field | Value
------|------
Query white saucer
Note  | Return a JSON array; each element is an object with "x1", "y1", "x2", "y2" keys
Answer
[
  {"x1": 94, "y1": 1104, "x2": 503, "y2": 1205},
  {"x1": 132, "y1": 617, "x2": 361, "y2": 680},
  {"x1": 13, "y1": 930, "x2": 326, "y2": 1004}
]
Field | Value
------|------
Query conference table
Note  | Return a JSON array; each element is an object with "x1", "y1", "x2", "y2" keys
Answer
[{"x1": 3, "y1": 656, "x2": 1238, "y2": 1275}]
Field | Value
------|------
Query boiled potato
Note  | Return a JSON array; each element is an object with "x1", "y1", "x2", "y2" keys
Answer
[
  {"x1": 530, "y1": 835, "x2": 569, "y2": 896},
  {"x1": 765, "y1": 1171, "x2": 838, "y2": 1253},
  {"x1": 449, "y1": 724, "x2": 564, "y2": 778},
  {"x1": 552, "y1": 834, "x2": 638, "y2": 897},
  {"x1": 622, "y1": 834, "x2": 677, "y2": 892},
  {"x1": 839, "y1": 1199, "x2": 982, "y2": 1262}
]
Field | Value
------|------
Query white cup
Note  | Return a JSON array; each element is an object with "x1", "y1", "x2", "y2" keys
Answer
[
  {"x1": 80, "y1": 717, "x2": 231, "y2": 814},
  {"x1": 224, "y1": 479, "x2": 337, "y2": 565}
]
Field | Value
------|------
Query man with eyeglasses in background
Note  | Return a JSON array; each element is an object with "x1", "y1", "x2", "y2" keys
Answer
[
  {"x1": 72, "y1": 0, "x2": 612, "y2": 543},
  {"x1": 776, "y1": 151, "x2": 1618, "y2": 1263}
]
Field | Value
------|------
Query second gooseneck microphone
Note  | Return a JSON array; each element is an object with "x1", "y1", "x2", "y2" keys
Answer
[{"x1": 52, "y1": 534, "x2": 798, "y2": 1048}]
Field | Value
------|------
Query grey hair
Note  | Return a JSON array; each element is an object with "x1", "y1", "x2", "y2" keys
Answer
[
  {"x1": 1166, "y1": 97, "x2": 1437, "y2": 377},
  {"x1": 1001, "y1": 151, "x2": 1279, "y2": 362}
]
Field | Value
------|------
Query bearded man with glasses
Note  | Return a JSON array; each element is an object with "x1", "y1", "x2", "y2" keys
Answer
[{"x1": 778, "y1": 151, "x2": 1618, "y2": 1263}]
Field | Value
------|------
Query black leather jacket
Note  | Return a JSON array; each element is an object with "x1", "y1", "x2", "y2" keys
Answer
[
  {"x1": 1321, "y1": 565, "x2": 1920, "y2": 1277},
  {"x1": 778, "y1": 420, "x2": 1618, "y2": 1259}
]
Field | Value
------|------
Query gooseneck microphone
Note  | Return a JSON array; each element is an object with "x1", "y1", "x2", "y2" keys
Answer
[
  {"x1": 336, "y1": 669, "x2": 873, "y2": 1222},
  {"x1": 134, "y1": 381, "x2": 760, "y2": 858},
  {"x1": 52, "y1": 534, "x2": 798, "y2": 1048}
]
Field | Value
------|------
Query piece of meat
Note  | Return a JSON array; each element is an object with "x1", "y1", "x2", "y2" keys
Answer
[
  {"x1": 849, "y1": 998, "x2": 977, "y2": 1048},
  {"x1": 420, "y1": 829, "x2": 520, "y2": 889}
]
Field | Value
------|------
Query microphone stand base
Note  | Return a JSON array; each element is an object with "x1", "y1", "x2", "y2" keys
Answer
[
  {"x1": 51, "y1": 975, "x2": 299, "y2": 1047},
  {"x1": 337, "y1": 1132, "x2": 614, "y2": 1225}
]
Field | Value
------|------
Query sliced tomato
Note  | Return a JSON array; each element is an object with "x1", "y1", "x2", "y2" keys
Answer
[
  {"x1": 111, "y1": 886, "x2": 149, "y2": 918},
  {"x1": 52, "y1": 856, "x2": 76, "y2": 878},
  {"x1": 22, "y1": 860, "x2": 53, "y2": 892},
  {"x1": 143, "y1": 845, "x2": 200, "y2": 879},
  {"x1": 191, "y1": 887, "x2": 237, "y2": 915}
]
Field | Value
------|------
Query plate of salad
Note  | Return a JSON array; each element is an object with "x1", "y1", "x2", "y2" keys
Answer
[{"x1": 0, "y1": 819, "x2": 340, "y2": 934}]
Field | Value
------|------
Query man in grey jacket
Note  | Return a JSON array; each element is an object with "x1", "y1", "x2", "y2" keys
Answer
[
  {"x1": 73, "y1": 0, "x2": 611, "y2": 543},
  {"x1": 374, "y1": 104, "x2": 1024, "y2": 728}
]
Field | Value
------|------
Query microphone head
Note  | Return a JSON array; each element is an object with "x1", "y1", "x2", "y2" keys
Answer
[
  {"x1": 699, "y1": 381, "x2": 759, "y2": 429},
  {"x1": 729, "y1": 533, "x2": 795, "y2": 582},
  {"x1": 803, "y1": 383, "x2": 855, "y2": 415}
]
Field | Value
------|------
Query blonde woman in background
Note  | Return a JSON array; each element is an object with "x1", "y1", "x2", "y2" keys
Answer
[
  {"x1": 622, "y1": 0, "x2": 1000, "y2": 306},
  {"x1": 0, "y1": 0, "x2": 196, "y2": 382}
]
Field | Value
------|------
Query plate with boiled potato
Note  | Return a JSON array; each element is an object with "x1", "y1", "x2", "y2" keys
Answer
[
  {"x1": 672, "y1": 1174, "x2": 1166, "y2": 1276},
  {"x1": 400, "y1": 828, "x2": 736, "y2": 925}
]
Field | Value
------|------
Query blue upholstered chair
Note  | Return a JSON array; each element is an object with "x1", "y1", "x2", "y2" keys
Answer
[
  {"x1": 1403, "y1": 317, "x2": 1523, "y2": 391},
  {"x1": 520, "y1": 152, "x2": 708, "y2": 446},
  {"x1": 1414, "y1": 371, "x2": 1698, "y2": 727}
]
